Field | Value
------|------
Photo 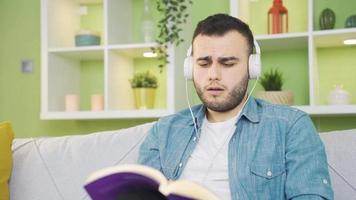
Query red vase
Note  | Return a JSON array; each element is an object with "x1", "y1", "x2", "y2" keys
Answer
[{"x1": 268, "y1": 0, "x2": 288, "y2": 34}]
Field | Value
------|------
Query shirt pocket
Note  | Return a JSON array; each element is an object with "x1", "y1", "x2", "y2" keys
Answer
[{"x1": 250, "y1": 162, "x2": 286, "y2": 199}]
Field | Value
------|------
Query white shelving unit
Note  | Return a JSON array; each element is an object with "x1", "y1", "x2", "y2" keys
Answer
[
  {"x1": 230, "y1": 0, "x2": 356, "y2": 116},
  {"x1": 41, "y1": 0, "x2": 175, "y2": 119}
]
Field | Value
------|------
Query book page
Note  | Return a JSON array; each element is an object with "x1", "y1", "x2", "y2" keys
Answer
[{"x1": 160, "y1": 180, "x2": 220, "y2": 200}]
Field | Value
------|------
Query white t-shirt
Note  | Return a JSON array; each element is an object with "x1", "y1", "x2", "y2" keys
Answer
[{"x1": 180, "y1": 113, "x2": 240, "y2": 200}]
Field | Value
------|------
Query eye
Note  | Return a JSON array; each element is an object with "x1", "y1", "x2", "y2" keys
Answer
[
  {"x1": 197, "y1": 62, "x2": 209, "y2": 67},
  {"x1": 223, "y1": 62, "x2": 235, "y2": 67}
]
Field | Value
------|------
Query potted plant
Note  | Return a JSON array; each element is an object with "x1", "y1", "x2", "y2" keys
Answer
[
  {"x1": 255, "y1": 68, "x2": 294, "y2": 105},
  {"x1": 129, "y1": 71, "x2": 158, "y2": 109}
]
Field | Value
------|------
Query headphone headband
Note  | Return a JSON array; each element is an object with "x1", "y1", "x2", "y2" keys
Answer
[
  {"x1": 186, "y1": 46, "x2": 192, "y2": 56},
  {"x1": 253, "y1": 39, "x2": 261, "y2": 55}
]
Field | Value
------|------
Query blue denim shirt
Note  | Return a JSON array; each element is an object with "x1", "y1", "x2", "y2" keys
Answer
[{"x1": 138, "y1": 97, "x2": 334, "y2": 199}]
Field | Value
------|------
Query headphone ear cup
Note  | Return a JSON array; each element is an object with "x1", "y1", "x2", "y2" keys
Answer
[
  {"x1": 248, "y1": 54, "x2": 261, "y2": 79},
  {"x1": 184, "y1": 56, "x2": 193, "y2": 80}
]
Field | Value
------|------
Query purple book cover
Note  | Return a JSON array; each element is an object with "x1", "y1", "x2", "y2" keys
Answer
[{"x1": 85, "y1": 172, "x2": 199, "y2": 200}]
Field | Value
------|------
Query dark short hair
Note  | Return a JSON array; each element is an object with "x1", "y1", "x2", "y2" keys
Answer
[{"x1": 192, "y1": 13, "x2": 254, "y2": 55}]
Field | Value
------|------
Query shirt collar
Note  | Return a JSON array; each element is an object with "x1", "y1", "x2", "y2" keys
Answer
[
  {"x1": 239, "y1": 96, "x2": 260, "y2": 123},
  {"x1": 189, "y1": 97, "x2": 260, "y2": 127}
]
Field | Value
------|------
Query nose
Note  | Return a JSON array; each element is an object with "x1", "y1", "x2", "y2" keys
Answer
[{"x1": 208, "y1": 63, "x2": 221, "y2": 81}]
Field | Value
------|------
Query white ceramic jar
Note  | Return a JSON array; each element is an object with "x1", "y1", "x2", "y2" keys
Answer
[{"x1": 328, "y1": 85, "x2": 350, "y2": 105}]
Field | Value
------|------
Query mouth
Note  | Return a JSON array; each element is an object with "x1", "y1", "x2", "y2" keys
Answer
[{"x1": 206, "y1": 86, "x2": 225, "y2": 96}]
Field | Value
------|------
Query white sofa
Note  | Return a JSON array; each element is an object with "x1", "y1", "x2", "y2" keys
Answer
[{"x1": 9, "y1": 122, "x2": 356, "y2": 200}]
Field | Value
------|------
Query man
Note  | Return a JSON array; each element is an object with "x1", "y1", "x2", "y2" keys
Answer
[{"x1": 138, "y1": 13, "x2": 333, "y2": 200}]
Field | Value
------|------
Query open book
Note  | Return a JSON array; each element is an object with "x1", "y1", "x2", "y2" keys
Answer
[{"x1": 84, "y1": 164, "x2": 220, "y2": 200}]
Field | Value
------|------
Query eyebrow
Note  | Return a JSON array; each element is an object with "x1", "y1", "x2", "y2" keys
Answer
[
  {"x1": 196, "y1": 56, "x2": 211, "y2": 62},
  {"x1": 218, "y1": 57, "x2": 239, "y2": 62},
  {"x1": 196, "y1": 56, "x2": 239, "y2": 62}
]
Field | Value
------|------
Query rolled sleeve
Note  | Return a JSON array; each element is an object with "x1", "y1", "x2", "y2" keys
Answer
[{"x1": 285, "y1": 114, "x2": 334, "y2": 200}]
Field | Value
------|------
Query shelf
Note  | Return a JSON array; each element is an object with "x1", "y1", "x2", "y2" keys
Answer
[
  {"x1": 255, "y1": 32, "x2": 308, "y2": 51},
  {"x1": 313, "y1": 28, "x2": 356, "y2": 47},
  {"x1": 77, "y1": 0, "x2": 102, "y2": 4},
  {"x1": 41, "y1": 110, "x2": 173, "y2": 120},
  {"x1": 108, "y1": 43, "x2": 159, "y2": 58},
  {"x1": 294, "y1": 105, "x2": 356, "y2": 116},
  {"x1": 48, "y1": 47, "x2": 104, "y2": 60}
]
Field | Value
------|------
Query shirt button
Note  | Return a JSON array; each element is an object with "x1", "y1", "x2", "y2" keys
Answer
[
  {"x1": 179, "y1": 162, "x2": 183, "y2": 168},
  {"x1": 267, "y1": 170, "x2": 272, "y2": 177},
  {"x1": 193, "y1": 137, "x2": 197, "y2": 142},
  {"x1": 323, "y1": 179, "x2": 328, "y2": 184}
]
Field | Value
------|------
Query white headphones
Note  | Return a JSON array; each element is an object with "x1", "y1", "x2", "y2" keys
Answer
[{"x1": 183, "y1": 38, "x2": 261, "y2": 80}]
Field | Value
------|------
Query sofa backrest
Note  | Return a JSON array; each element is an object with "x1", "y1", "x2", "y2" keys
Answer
[
  {"x1": 9, "y1": 122, "x2": 154, "y2": 200},
  {"x1": 9, "y1": 122, "x2": 356, "y2": 200},
  {"x1": 319, "y1": 129, "x2": 356, "y2": 200}
]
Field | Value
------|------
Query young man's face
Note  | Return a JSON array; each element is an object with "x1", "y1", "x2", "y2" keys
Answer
[{"x1": 192, "y1": 30, "x2": 250, "y2": 112}]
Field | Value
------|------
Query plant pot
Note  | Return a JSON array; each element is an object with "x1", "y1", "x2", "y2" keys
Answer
[
  {"x1": 319, "y1": 8, "x2": 336, "y2": 30},
  {"x1": 133, "y1": 88, "x2": 156, "y2": 109},
  {"x1": 255, "y1": 91, "x2": 294, "y2": 105}
]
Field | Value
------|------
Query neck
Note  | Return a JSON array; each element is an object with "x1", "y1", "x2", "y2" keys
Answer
[{"x1": 206, "y1": 94, "x2": 248, "y2": 123}]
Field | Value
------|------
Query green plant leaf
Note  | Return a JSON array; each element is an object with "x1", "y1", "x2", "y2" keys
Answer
[
  {"x1": 154, "y1": 0, "x2": 192, "y2": 72},
  {"x1": 259, "y1": 68, "x2": 284, "y2": 91},
  {"x1": 129, "y1": 71, "x2": 158, "y2": 88}
]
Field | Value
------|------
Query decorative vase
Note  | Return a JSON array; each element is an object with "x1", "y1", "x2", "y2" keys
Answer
[
  {"x1": 267, "y1": 0, "x2": 288, "y2": 34},
  {"x1": 75, "y1": 30, "x2": 101, "y2": 46},
  {"x1": 319, "y1": 8, "x2": 336, "y2": 30},
  {"x1": 91, "y1": 94, "x2": 104, "y2": 111},
  {"x1": 141, "y1": 0, "x2": 155, "y2": 43},
  {"x1": 345, "y1": 15, "x2": 356, "y2": 28},
  {"x1": 65, "y1": 94, "x2": 79, "y2": 112},
  {"x1": 328, "y1": 85, "x2": 350, "y2": 105},
  {"x1": 255, "y1": 91, "x2": 294, "y2": 105},
  {"x1": 133, "y1": 88, "x2": 156, "y2": 109}
]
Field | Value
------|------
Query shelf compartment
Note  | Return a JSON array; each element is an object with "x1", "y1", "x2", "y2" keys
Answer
[
  {"x1": 107, "y1": 0, "x2": 161, "y2": 45},
  {"x1": 47, "y1": 51, "x2": 104, "y2": 112},
  {"x1": 46, "y1": 0, "x2": 104, "y2": 48},
  {"x1": 313, "y1": 0, "x2": 356, "y2": 31},
  {"x1": 236, "y1": 0, "x2": 308, "y2": 35},
  {"x1": 313, "y1": 45, "x2": 356, "y2": 105},
  {"x1": 253, "y1": 48, "x2": 310, "y2": 106},
  {"x1": 107, "y1": 47, "x2": 167, "y2": 111}
]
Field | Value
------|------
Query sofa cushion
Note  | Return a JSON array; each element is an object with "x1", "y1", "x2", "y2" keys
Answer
[
  {"x1": 9, "y1": 122, "x2": 154, "y2": 200},
  {"x1": 319, "y1": 129, "x2": 356, "y2": 199},
  {"x1": 0, "y1": 122, "x2": 15, "y2": 200}
]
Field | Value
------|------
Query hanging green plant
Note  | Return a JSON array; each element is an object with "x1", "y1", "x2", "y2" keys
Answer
[{"x1": 153, "y1": 0, "x2": 193, "y2": 72}]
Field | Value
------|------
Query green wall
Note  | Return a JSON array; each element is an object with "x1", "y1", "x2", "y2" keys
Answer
[
  {"x1": 80, "y1": 60, "x2": 104, "y2": 110},
  {"x1": 1, "y1": 0, "x2": 356, "y2": 138}
]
